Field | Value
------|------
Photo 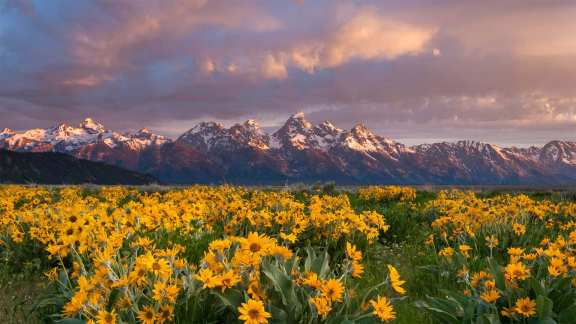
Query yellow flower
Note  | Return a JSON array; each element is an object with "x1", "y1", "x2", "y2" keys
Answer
[
  {"x1": 247, "y1": 280, "x2": 266, "y2": 301},
  {"x1": 302, "y1": 272, "x2": 322, "y2": 289},
  {"x1": 310, "y1": 296, "x2": 332, "y2": 318},
  {"x1": 279, "y1": 232, "x2": 297, "y2": 243},
  {"x1": 138, "y1": 306, "x2": 156, "y2": 324},
  {"x1": 346, "y1": 242, "x2": 363, "y2": 262},
  {"x1": 507, "y1": 247, "x2": 524, "y2": 257},
  {"x1": 209, "y1": 239, "x2": 232, "y2": 251},
  {"x1": 480, "y1": 289, "x2": 500, "y2": 303},
  {"x1": 321, "y1": 279, "x2": 344, "y2": 302},
  {"x1": 150, "y1": 258, "x2": 172, "y2": 279},
  {"x1": 165, "y1": 284, "x2": 180, "y2": 303},
  {"x1": 96, "y1": 310, "x2": 117, "y2": 324},
  {"x1": 220, "y1": 270, "x2": 241, "y2": 291},
  {"x1": 505, "y1": 262, "x2": 530, "y2": 281},
  {"x1": 387, "y1": 265, "x2": 406, "y2": 295},
  {"x1": 514, "y1": 297, "x2": 536, "y2": 318},
  {"x1": 470, "y1": 271, "x2": 492, "y2": 288},
  {"x1": 157, "y1": 304, "x2": 174, "y2": 323},
  {"x1": 44, "y1": 267, "x2": 59, "y2": 281},
  {"x1": 153, "y1": 281, "x2": 167, "y2": 302},
  {"x1": 512, "y1": 223, "x2": 526, "y2": 236},
  {"x1": 241, "y1": 232, "x2": 272, "y2": 255},
  {"x1": 238, "y1": 299, "x2": 271, "y2": 324},
  {"x1": 459, "y1": 244, "x2": 472, "y2": 258},
  {"x1": 351, "y1": 261, "x2": 364, "y2": 278},
  {"x1": 484, "y1": 279, "x2": 496, "y2": 290},
  {"x1": 196, "y1": 268, "x2": 223, "y2": 289},
  {"x1": 270, "y1": 245, "x2": 293, "y2": 259},
  {"x1": 62, "y1": 290, "x2": 87, "y2": 317},
  {"x1": 129, "y1": 263, "x2": 148, "y2": 286},
  {"x1": 438, "y1": 247, "x2": 454, "y2": 258},
  {"x1": 369, "y1": 296, "x2": 396, "y2": 322},
  {"x1": 548, "y1": 257, "x2": 567, "y2": 277},
  {"x1": 522, "y1": 252, "x2": 538, "y2": 261},
  {"x1": 485, "y1": 235, "x2": 499, "y2": 249},
  {"x1": 501, "y1": 306, "x2": 515, "y2": 318}
]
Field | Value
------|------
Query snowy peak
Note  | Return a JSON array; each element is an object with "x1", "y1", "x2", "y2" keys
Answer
[
  {"x1": 126, "y1": 128, "x2": 169, "y2": 148},
  {"x1": 539, "y1": 140, "x2": 576, "y2": 165},
  {"x1": 307, "y1": 121, "x2": 343, "y2": 150},
  {"x1": 288, "y1": 112, "x2": 312, "y2": 128},
  {"x1": 0, "y1": 128, "x2": 15, "y2": 139},
  {"x1": 272, "y1": 112, "x2": 317, "y2": 150},
  {"x1": 177, "y1": 122, "x2": 226, "y2": 149},
  {"x1": 351, "y1": 123, "x2": 371, "y2": 136},
  {"x1": 178, "y1": 120, "x2": 270, "y2": 152},
  {"x1": 270, "y1": 114, "x2": 402, "y2": 153},
  {"x1": 243, "y1": 119, "x2": 260, "y2": 129},
  {"x1": 276, "y1": 112, "x2": 312, "y2": 134},
  {"x1": 340, "y1": 123, "x2": 399, "y2": 155},
  {"x1": 79, "y1": 118, "x2": 105, "y2": 133},
  {"x1": 135, "y1": 128, "x2": 152, "y2": 135},
  {"x1": 314, "y1": 121, "x2": 341, "y2": 135},
  {"x1": 0, "y1": 118, "x2": 167, "y2": 152}
]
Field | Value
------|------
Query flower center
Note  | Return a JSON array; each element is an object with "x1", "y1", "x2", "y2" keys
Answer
[
  {"x1": 249, "y1": 243, "x2": 261, "y2": 252},
  {"x1": 248, "y1": 309, "x2": 260, "y2": 319}
]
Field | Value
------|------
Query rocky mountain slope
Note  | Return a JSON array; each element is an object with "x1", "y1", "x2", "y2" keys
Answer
[
  {"x1": 0, "y1": 150, "x2": 158, "y2": 185},
  {"x1": 2, "y1": 115, "x2": 576, "y2": 184}
]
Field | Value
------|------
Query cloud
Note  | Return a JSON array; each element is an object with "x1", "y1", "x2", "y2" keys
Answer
[
  {"x1": 1, "y1": 0, "x2": 576, "y2": 146},
  {"x1": 265, "y1": 7, "x2": 436, "y2": 76},
  {"x1": 321, "y1": 8, "x2": 435, "y2": 66},
  {"x1": 261, "y1": 54, "x2": 288, "y2": 80},
  {"x1": 209, "y1": 7, "x2": 435, "y2": 79},
  {"x1": 62, "y1": 74, "x2": 114, "y2": 87}
]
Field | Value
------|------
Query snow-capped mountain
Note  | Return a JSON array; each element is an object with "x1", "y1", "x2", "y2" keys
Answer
[
  {"x1": 3, "y1": 113, "x2": 576, "y2": 184},
  {"x1": 0, "y1": 118, "x2": 170, "y2": 171},
  {"x1": 177, "y1": 120, "x2": 270, "y2": 152},
  {"x1": 0, "y1": 118, "x2": 169, "y2": 152}
]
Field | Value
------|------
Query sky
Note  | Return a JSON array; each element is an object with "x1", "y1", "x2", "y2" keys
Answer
[{"x1": 1, "y1": 0, "x2": 576, "y2": 147}]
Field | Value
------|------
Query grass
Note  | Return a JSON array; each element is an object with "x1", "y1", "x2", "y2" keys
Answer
[{"x1": 0, "y1": 272, "x2": 43, "y2": 323}]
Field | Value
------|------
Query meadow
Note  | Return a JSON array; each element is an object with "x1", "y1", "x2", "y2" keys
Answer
[{"x1": 1, "y1": 185, "x2": 576, "y2": 323}]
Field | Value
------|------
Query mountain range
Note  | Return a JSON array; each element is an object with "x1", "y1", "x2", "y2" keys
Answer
[{"x1": 2, "y1": 114, "x2": 576, "y2": 185}]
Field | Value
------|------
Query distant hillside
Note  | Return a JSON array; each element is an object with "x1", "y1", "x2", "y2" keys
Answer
[{"x1": 0, "y1": 150, "x2": 158, "y2": 185}]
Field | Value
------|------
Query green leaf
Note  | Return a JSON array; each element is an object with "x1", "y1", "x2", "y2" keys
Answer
[
  {"x1": 106, "y1": 288, "x2": 121, "y2": 310},
  {"x1": 269, "y1": 304, "x2": 288, "y2": 324},
  {"x1": 482, "y1": 314, "x2": 501, "y2": 324},
  {"x1": 261, "y1": 262, "x2": 298, "y2": 307},
  {"x1": 414, "y1": 299, "x2": 461, "y2": 324},
  {"x1": 214, "y1": 289, "x2": 243, "y2": 309},
  {"x1": 487, "y1": 260, "x2": 505, "y2": 291},
  {"x1": 558, "y1": 303, "x2": 576, "y2": 324},
  {"x1": 533, "y1": 318, "x2": 557, "y2": 324},
  {"x1": 536, "y1": 295, "x2": 554, "y2": 320}
]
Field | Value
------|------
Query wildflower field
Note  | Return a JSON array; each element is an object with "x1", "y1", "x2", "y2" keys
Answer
[{"x1": 1, "y1": 185, "x2": 576, "y2": 323}]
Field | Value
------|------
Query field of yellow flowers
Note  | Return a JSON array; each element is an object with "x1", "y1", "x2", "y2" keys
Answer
[{"x1": 1, "y1": 185, "x2": 576, "y2": 323}]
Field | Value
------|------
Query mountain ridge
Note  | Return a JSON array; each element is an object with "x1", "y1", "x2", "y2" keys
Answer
[
  {"x1": 2, "y1": 114, "x2": 576, "y2": 184},
  {"x1": 0, "y1": 149, "x2": 158, "y2": 185}
]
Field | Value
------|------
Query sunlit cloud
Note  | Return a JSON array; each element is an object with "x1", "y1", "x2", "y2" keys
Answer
[{"x1": 62, "y1": 74, "x2": 114, "y2": 87}]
